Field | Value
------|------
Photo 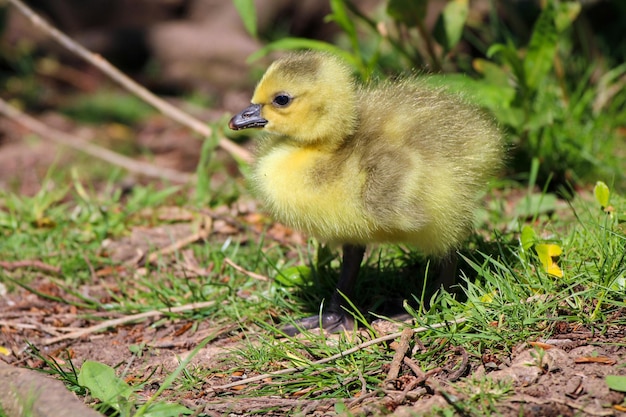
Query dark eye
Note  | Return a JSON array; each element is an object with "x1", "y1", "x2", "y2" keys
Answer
[{"x1": 272, "y1": 94, "x2": 291, "y2": 107}]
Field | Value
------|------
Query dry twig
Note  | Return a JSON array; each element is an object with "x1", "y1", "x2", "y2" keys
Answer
[
  {"x1": 0, "y1": 260, "x2": 61, "y2": 274},
  {"x1": 41, "y1": 300, "x2": 218, "y2": 346},
  {"x1": 445, "y1": 346, "x2": 469, "y2": 382},
  {"x1": 384, "y1": 327, "x2": 413, "y2": 388},
  {"x1": 223, "y1": 257, "x2": 270, "y2": 282},
  {"x1": 402, "y1": 356, "x2": 426, "y2": 379},
  {"x1": 0, "y1": 320, "x2": 81, "y2": 336}
]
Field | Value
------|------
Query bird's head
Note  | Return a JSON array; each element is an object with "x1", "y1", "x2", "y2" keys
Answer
[{"x1": 229, "y1": 52, "x2": 358, "y2": 147}]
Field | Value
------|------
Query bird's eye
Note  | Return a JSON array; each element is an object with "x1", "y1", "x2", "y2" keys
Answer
[{"x1": 272, "y1": 94, "x2": 292, "y2": 107}]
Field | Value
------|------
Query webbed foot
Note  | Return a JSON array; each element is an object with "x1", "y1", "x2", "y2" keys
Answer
[{"x1": 281, "y1": 311, "x2": 355, "y2": 336}]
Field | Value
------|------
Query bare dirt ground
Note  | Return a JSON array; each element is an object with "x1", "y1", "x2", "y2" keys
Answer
[{"x1": 1, "y1": 116, "x2": 625, "y2": 417}]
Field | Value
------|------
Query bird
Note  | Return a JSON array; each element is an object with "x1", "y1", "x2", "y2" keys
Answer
[{"x1": 229, "y1": 51, "x2": 503, "y2": 335}]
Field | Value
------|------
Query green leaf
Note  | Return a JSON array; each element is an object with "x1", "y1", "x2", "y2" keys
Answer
[
  {"x1": 433, "y1": 0, "x2": 469, "y2": 51},
  {"x1": 520, "y1": 226, "x2": 537, "y2": 252},
  {"x1": 78, "y1": 360, "x2": 133, "y2": 408},
  {"x1": 143, "y1": 402, "x2": 193, "y2": 417},
  {"x1": 606, "y1": 375, "x2": 626, "y2": 393},
  {"x1": 387, "y1": 0, "x2": 427, "y2": 27},
  {"x1": 554, "y1": 2, "x2": 581, "y2": 32},
  {"x1": 487, "y1": 42, "x2": 526, "y2": 88},
  {"x1": 473, "y1": 58, "x2": 510, "y2": 87},
  {"x1": 233, "y1": 0, "x2": 257, "y2": 37},
  {"x1": 524, "y1": 2, "x2": 558, "y2": 90},
  {"x1": 275, "y1": 265, "x2": 311, "y2": 287},
  {"x1": 593, "y1": 181, "x2": 610, "y2": 209}
]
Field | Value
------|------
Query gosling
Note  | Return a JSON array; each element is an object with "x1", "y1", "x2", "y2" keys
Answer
[{"x1": 229, "y1": 51, "x2": 503, "y2": 335}]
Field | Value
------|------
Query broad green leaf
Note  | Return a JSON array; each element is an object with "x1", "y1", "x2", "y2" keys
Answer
[
  {"x1": 594, "y1": 181, "x2": 610, "y2": 209},
  {"x1": 78, "y1": 360, "x2": 133, "y2": 407},
  {"x1": 387, "y1": 0, "x2": 427, "y2": 27},
  {"x1": 524, "y1": 2, "x2": 558, "y2": 90},
  {"x1": 143, "y1": 402, "x2": 193, "y2": 417},
  {"x1": 606, "y1": 375, "x2": 626, "y2": 393},
  {"x1": 275, "y1": 265, "x2": 311, "y2": 287},
  {"x1": 233, "y1": 0, "x2": 257, "y2": 37},
  {"x1": 433, "y1": 0, "x2": 469, "y2": 51}
]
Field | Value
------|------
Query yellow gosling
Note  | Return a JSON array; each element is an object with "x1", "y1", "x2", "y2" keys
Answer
[{"x1": 230, "y1": 51, "x2": 503, "y2": 334}]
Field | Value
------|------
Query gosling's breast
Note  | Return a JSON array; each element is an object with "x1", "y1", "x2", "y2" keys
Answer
[{"x1": 252, "y1": 144, "x2": 379, "y2": 243}]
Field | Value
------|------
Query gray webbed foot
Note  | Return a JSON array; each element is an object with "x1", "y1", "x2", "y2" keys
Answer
[{"x1": 281, "y1": 311, "x2": 355, "y2": 336}]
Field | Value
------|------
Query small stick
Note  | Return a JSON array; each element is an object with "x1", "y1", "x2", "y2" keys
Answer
[
  {"x1": 0, "y1": 260, "x2": 61, "y2": 274},
  {"x1": 223, "y1": 258, "x2": 269, "y2": 282},
  {"x1": 6, "y1": 0, "x2": 252, "y2": 164},
  {"x1": 40, "y1": 300, "x2": 217, "y2": 346},
  {"x1": 0, "y1": 320, "x2": 81, "y2": 336},
  {"x1": 446, "y1": 346, "x2": 469, "y2": 382},
  {"x1": 402, "y1": 356, "x2": 426, "y2": 379},
  {"x1": 384, "y1": 327, "x2": 413, "y2": 389}
]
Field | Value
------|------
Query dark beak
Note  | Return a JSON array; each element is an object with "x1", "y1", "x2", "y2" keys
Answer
[{"x1": 229, "y1": 104, "x2": 268, "y2": 130}]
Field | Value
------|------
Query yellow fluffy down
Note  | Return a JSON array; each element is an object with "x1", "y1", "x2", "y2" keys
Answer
[{"x1": 248, "y1": 51, "x2": 503, "y2": 256}]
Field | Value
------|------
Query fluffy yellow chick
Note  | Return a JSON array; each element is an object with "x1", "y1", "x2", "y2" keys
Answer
[{"x1": 230, "y1": 51, "x2": 503, "y2": 334}]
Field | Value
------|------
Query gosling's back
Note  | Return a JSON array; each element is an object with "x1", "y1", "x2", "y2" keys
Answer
[{"x1": 351, "y1": 80, "x2": 501, "y2": 254}]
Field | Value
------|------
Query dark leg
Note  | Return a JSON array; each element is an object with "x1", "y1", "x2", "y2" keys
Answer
[
  {"x1": 431, "y1": 252, "x2": 458, "y2": 293},
  {"x1": 281, "y1": 244, "x2": 366, "y2": 336}
]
